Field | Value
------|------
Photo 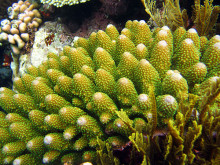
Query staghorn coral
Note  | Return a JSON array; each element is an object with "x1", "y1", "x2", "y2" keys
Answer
[
  {"x1": 0, "y1": 20, "x2": 219, "y2": 164},
  {"x1": 40, "y1": 0, "x2": 91, "y2": 8}
]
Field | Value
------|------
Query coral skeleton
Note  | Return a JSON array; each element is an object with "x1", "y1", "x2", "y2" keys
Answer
[{"x1": 0, "y1": 20, "x2": 219, "y2": 164}]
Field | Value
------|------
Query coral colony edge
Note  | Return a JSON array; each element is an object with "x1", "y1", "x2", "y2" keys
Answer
[{"x1": 0, "y1": 1, "x2": 220, "y2": 165}]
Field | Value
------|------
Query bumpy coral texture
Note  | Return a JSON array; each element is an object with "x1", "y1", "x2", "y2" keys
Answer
[
  {"x1": 0, "y1": 0, "x2": 42, "y2": 55},
  {"x1": 40, "y1": 0, "x2": 91, "y2": 7},
  {"x1": 0, "y1": 20, "x2": 220, "y2": 164}
]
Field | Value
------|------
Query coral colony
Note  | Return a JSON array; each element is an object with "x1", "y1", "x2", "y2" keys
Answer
[
  {"x1": 0, "y1": 0, "x2": 219, "y2": 165},
  {"x1": 40, "y1": 0, "x2": 91, "y2": 8},
  {"x1": 0, "y1": 0, "x2": 42, "y2": 55},
  {"x1": 0, "y1": 19, "x2": 219, "y2": 164}
]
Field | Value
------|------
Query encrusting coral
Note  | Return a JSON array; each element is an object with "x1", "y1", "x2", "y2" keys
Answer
[
  {"x1": 40, "y1": 0, "x2": 91, "y2": 8},
  {"x1": 0, "y1": 20, "x2": 219, "y2": 164}
]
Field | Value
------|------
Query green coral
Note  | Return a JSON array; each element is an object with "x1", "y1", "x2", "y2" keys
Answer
[
  {"x1": 0, "y1": 20, "x2": 219, "y2": 164},
  {"x1": 40, "y1": 0, "x2": 91, "y2": 7}
]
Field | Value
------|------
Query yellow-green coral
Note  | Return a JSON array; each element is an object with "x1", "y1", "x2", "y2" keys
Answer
[
  {"x1": 40, "y1": 0, "x2": 91, "y2": 8},
  {"x1": 0, "y1": 20, "x2": 219, "y2": 164}
]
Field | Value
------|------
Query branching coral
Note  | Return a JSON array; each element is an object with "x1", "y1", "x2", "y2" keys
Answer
[
  {"x1": 0, "y1": 0, "x2": 42, "y2": 55},
  {"x1": 0, "y1": 0, "x2": 17, "y2": 19},
  {"x1": 163, "y1": 78, "x2": 220, "y2": 164},
  {"x1": 0, "y1": 20, "x2": 219, "y2": 164}
]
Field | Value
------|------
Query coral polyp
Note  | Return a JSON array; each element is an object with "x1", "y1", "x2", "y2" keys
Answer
[{"x1": 0, "y1": 20, "x2": 219, "y2": 164}]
